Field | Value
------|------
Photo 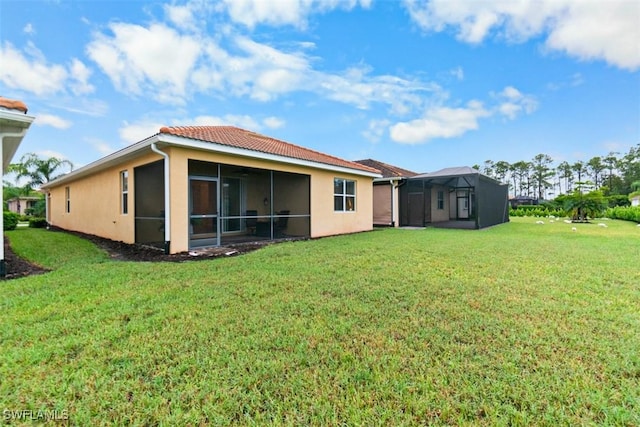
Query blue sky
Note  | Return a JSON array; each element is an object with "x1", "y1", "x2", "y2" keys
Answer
[{"x1": 1, "y1": 0, "x2": 638, "y2": 174}]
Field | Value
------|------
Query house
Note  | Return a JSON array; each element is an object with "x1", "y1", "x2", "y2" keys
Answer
[
  {"x1": 509, "y1": 195, "x2": 539, "y2": 208},
  {"x1": 41, "y1": 126, "x2": 381, "y2": 254},
  {"x1": 0, "y1": 97, "x2": 35, "y2": 275},
  {"x1": 6, "y1": 196, "x2": 41, "y2": 215},
  {"x1": 354, "y1": 159, "x2": 418, "y2": 227},
  {"x1": 400, "y1": 166, "x2": 509, "y2": 229},
  {"x1": 630, "y1": 194, "x2": 640, "y2": 207}
]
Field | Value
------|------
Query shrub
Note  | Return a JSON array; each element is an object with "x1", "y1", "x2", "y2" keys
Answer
[
  {"x1": 28, "y1": 217, "x2": 48, "y2": 228},
  {"x1": 605, "y1": 206, "x2": 640, "y2": 223},
  {"x1": 510, "y1": 205, "x2": 566, "y2": 218},
  {"x1": 3, "y1": 211, "x2": 20, "y2": 231},
  {"x1": 606, "y1": 195, "x2": 631, "y2": 208}
]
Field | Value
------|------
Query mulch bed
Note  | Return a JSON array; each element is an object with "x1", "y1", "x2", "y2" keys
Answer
[
  {"x1": 2, "y1": 227, "x2": 297, "y2": 281},
  {"x1": 2, "y1": 237, "x2": 49, "y2": 280}
]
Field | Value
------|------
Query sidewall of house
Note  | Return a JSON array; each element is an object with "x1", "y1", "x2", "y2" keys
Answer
[
  {"x1": 311, "y1": 171, "x2": 373, "y2": 238},
  {"x1": 48, "y1": 146, "x2": 375, "y2": 254},
  {"x1": 47, "y1": 152, "x2": 161, "y2": 243}
]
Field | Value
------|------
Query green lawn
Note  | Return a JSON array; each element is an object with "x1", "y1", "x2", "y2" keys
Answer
[{"x1": 2, "y1": 218, "x2": 639, "y2": 425}]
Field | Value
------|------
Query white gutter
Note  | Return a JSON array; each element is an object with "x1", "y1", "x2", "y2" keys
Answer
[
  {"x1": 0, "y1": 127, "x2": 33, "y2": 274},
  {"x1": 150, "y1": 143, "x2": 171, "y2": 254}
]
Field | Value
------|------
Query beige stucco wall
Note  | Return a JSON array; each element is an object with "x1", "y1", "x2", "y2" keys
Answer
[
  {"x1": 430, "y1": 185, "x2": 450, "y2": 222},
  {"x1": 47, "y1": 146, "x2": 374, "y2": 254},
  {"x1": 47, "y1": 152, "x2": 161, "y2": 243}
]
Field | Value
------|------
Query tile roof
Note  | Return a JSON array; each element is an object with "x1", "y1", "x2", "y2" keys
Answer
[
  {"x1": 0, "y1": 97, "x2": 28, "y2": 114},
  {"x1": 159, "y1": 126, "x2": 380, "y2": 174},
  {"x1": 354, "y1": 158, "x2": 418, "y2": 178}
]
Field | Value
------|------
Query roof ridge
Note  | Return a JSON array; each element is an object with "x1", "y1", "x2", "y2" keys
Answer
[{"x1": 159, "y1": 125, "x2": 380, "y2": 174}]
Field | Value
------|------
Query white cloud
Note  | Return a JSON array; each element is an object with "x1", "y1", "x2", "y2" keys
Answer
[
  {"x1": 191, "y1": 114, "x2": 261, "y2": 130},
  {"x1": 263, "y1": 116, "x2": 285, "y2": 129},
  {"x1": 404, "y1": 0, "x2": 640, "y2": 71},
  {"x1": 86, "y1": 137, "x2": 116, "y2": 156},
  {"x1": 69, "y1": 58, "x2": 95, "y2": 95},
  {"x1": 362, "y1": 119, "x2": 390, "y2": 143},
  {"x1": 34, "y1": 113, "x2": 72, "y2": 129},
  {"x1": 494, "y1": 86, "x2": 538, "y2": 119},
  {"x1": 117, "y1": 113, "x2": 284, "y2": 143},
  {"x1": 0, "y1": 42, "x2": 67, "y2": 95},
  {"x1": 220, "y1": 0, "x2": 371, "y2": 29},
  {"x1": 390, "y1": 100, "x2": 490, "y2": 144},
  {"x1": 23, "y1": 23, "x2": 35, "y2": 35},
  {"x1": 317, "y1": 66, "x2": 439, "y2": 114},
  {"x1": 0, "y1": 42, "x2": 96, "y2": 98},
  {"x1": 86, "y1": 23, "x2": 201, "y2": 102},
  {"x1": 119, "y1": 120, "x2": 165, "y2": 144},
  {"x1": 82, "y1": 6, "x2": 441, "y2": 114},
  {"x1": 450, "y1": 66, "x2": 464, "y2": 80}
]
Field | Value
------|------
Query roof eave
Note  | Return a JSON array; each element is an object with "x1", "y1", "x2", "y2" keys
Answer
[
  {"x1": 159, "y1": 134, "x2": 381, "y2": 177},
  {"x1": 1, "y1": 110, "x2": 36, "y2": 169},
  {"x1": 42, "y1": 133, "x2": 381, "y2": 189}
]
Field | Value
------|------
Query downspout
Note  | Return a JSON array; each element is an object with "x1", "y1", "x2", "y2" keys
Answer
[
  {"x1": 0, "y1": 130, "x2": 28, "y2": 276},
  {"x1": 389, "y1": 179, "x2": 395, "y2": 227},
  {"x1": 151, "y1": 143, "x2": 171, "y2": 254}
]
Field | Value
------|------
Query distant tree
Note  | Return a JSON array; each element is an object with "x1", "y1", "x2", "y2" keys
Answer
[
  {"x1": 494, "y1": 160, "x2": 510, "y2": 185},
  {"x1": 587, "y1": 156, "x2": 605, "y2": 189},
  {"x1": 557, "y1": 161, "x2": 573, "y2": 194},
  {"x1": 482, "y1": 160, "x2": 494, "y2": 178},
  {"x1": 620, "y1": 144, "x2": 640, "y2": 192},
  {"x1": 572, "y1": 161, "x2": 587, "y2": 185},
  {"x1": 531, "y1": 154, "x2": 554, "y2": 199},
  {"x1": 8, "y1": 153, "x2": 73, "y2": 191},
  {"x1": 511, "y1": 161, "x2": 532, "y2": 197},
  {"x1": 602, "y1": 152, "x2": 619, "y2": 192}
]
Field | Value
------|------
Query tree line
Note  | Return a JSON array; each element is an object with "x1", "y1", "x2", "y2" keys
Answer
[
  {"x1": 473, "y1": 143, "x2": 640, "y2": 200},
  {"x1": 3, "y1": 153, "x2": 73, "y2": 216}
]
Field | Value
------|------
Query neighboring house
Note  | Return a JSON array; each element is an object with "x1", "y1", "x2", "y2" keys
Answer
[
  {"x1": 0, "y1": 97, "x2": 35, "y2": 275},
  {"x1": 630, "y1": 194, "x2": 640, "y2": 207},
  {"x1": 400, "y1": 166, "x2": 509, "y2": 229},
  {"x1": 6, "y1": 196, "x2": 41, "y2": 215},
  {"x1": 354, "y1": 159, "x2": 418, "y2": 227},
  {"x1": 41, "y1": 126, "x2": 381, "y2": 254},
  {"x1": 509, "y1": 195, "x2": 539, "y2": 208}
]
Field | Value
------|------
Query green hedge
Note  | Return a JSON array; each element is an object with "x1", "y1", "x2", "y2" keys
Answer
[
  {"x1": 605, "y1": 206, "x2": 640, "y2": 223},
  {"x1": 3, "y1": 211, "x2": 20, "y2": 231},
  {"x1": 509, "y1": 206, "x2": 566, "y2": 218},
  {"x1": 28, "y1": 217, "x2": 48, "y2": 228}
]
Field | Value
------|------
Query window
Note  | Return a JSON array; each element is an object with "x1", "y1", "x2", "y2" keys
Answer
[
  {"x1": 437, "y1": 190, "x2": 444, "y2": 210},
  {"x1": 65, "y1": 186, "x2": 70, "y2": 213},
  {"x1": 334, "y1": 178, "x2": 356, "y2": 212},
  {"x1": 121, "y1": 170, "x2": 129, "y2": 214}
]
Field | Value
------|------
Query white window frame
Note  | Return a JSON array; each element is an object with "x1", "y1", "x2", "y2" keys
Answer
[
  {"x1": 121, "y1": 170, "x2": 129, "y2": 215},
  {"x1": 334, "y1": 178, "x2": 356, "y2": 212},
  {"x1": 65, "y1": 186, "x2": 70, "y2": 213},
  {"x1": 437, "y1": 190, "x2": 444, "y2": 210}
]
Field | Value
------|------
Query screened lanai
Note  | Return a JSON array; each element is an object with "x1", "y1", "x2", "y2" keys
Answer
[
  {"x1": 400, "y1": 166, "x2": 509, "y2": 229},
  {"x1": 134, "y1": 159, "x2": 311, "y2": 249}
]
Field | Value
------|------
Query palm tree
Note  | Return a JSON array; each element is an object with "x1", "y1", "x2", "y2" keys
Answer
[{"x1": 9, "y1": 153, "x2": 73, "y2": 190}]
